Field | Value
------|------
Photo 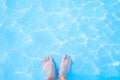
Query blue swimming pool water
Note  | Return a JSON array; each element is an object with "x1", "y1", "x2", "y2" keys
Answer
[{"x1": 0, "y1": 0, "x2": 120, "y2": 80}]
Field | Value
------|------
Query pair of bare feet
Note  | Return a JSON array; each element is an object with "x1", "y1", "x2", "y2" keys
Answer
[{"x1": 43, "y1": 55, "x2": 71, "y2": 80}]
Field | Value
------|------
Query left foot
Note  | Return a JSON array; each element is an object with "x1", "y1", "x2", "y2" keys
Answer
[{"x1": 43, "y1": 56, "x2": 56, "y2": 80}]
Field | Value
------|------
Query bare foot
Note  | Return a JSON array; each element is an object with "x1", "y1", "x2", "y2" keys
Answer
[
  {"x1": 43, "y1": 56, "x2": 56, "y2": 80},
  {"x1": 59, "y1": 55, "x2": 71, "y2": 79}
]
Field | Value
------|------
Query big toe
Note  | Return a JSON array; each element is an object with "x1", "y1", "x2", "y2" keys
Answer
[
  {"x1": 62, "y1": 55, "x2": 67, "y2": 62},
  {"x1": 48, "y1": 56, "x2": 52, "y2": 62},
  {"x1": 44, "y1": 56, "x2": 52, "y2": 65},
  {"x1": 62, "y1": 55, "x2": 71, "y2": 64},
  {"x1": 66, "y1": 56, "x2": 71, "y2": 64}
]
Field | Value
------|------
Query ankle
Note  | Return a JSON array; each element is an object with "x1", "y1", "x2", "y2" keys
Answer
[
  {"x1": 47, "y1": 77, "x2": 55, "y2": 80},
  {"x1": 59, "y1": 76, "x2": 66, "y2": 80}
]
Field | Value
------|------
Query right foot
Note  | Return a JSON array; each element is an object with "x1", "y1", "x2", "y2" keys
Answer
[{"x1": 59, "y1": 55, "x2": 72, "y2": 79}]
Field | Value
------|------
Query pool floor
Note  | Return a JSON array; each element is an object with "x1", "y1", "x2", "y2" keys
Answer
[{"x1": 0, "y1": 0, "x2": 120, "y2": 80}]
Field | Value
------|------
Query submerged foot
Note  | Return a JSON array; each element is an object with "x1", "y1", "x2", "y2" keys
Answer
[
  {"x1": 59, "y1": 55, "x2": 71, "y2": 80},
  {"x1": 43, "y1": 56, "x2": 56, "y2": 80}
]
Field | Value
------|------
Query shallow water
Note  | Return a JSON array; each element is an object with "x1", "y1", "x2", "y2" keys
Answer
[{"x1": 0, "y1": 0, "x2": 120, "y2": 80}]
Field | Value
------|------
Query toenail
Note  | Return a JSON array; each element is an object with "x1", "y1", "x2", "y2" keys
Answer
[{"x1": 64, "y1": 55, "x2": 67, "y2": 60}]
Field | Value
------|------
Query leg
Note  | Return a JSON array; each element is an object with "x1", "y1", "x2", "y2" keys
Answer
[
  {"x1": 43, "y1": 56, "x2": 56, "y2": 80},
  {"x1": 59, "y1": 55, "x2": 72, "y2": 80}
]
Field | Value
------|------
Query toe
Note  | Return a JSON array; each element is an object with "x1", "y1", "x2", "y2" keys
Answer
[
  {"x1": 46, "y1": 57, "x2": 49, "y2": 61},
  {"x1": 66, "y1": 56, "x2": 71, "y2": 64},
  {"x1": 68, "y1": 56, "x2": 71, "y2": 63},
  {"x1": 66, "y1": 56, "x2": 69, "y2": 61},
  {"x1": 62, "y1": 54, "x2": 67, "y2": 61},
  {"x1": 49, "y1": 56, "x2": 52, "y2": 61},
  {"x1": 48, "y1": 57, "x2": 50, "y2": 61}
]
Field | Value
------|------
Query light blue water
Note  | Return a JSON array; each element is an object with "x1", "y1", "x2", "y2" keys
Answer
[{"x1": 0, "y1": 0, "x2": 120, "y2": 80}]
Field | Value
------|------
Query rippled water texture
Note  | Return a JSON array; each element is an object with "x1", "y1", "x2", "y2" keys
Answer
[{"x1": 0, "y1": 0, "x2": 120, "y2": 80}]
